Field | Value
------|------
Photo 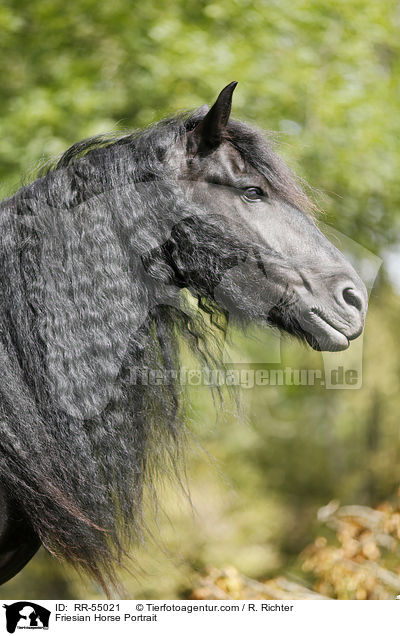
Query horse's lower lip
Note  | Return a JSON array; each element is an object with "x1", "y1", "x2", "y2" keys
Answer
[{"x1": 303, "y1": 310, "x2": 350, "y2": 352}]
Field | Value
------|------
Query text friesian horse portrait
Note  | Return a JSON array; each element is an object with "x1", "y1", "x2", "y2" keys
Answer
[{"x1": 0, "y1": 83, "x2": 367, "y2": 590}]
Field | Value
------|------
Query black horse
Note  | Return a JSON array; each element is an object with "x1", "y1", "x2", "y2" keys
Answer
[{"x1": 0, "y1": 83, "x2": 367, "y2": 590}]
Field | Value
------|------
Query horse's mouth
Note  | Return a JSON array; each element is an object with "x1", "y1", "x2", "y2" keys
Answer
[{"x1": 302, "y1": 309, "x2": 350, "y2": 352}]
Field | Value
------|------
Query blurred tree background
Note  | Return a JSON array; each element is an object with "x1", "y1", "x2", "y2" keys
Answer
[{"x1": 0, "y1": 0, "x2": 399, "y2": 599}]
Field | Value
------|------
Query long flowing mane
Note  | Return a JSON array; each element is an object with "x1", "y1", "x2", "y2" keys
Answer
[{"x1": 0, "y1": 109, "x2": 311, "y2": 590}]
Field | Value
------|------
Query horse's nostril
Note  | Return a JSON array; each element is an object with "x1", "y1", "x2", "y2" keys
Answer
[{"x1": 342, "y1": 287, "x2": 364, "y2": 312}]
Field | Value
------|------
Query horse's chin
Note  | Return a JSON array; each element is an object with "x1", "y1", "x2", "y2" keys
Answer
[
  {"x1": 300, "y1": 310, "x2": 350, "y2": 352},
  {"x1": 303, "y1": 330, "x2": 350, "y2": 352},
  {"x1": 267, "y1": 307, "x2": 351, "y2": 352}
]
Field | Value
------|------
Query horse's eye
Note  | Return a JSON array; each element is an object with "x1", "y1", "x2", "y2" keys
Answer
[{"x1": 241, "y1": 187, "x2": 265, "y2": 202}]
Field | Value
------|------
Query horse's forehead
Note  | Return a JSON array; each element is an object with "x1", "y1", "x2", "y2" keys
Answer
[{"x1": 184, "y1": 141, "x2": 257, "y2": 183}]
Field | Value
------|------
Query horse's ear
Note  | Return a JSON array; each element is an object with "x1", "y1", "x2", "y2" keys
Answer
[{"x1": 188, "y1": 81, "x2": 238, "y2": 155}]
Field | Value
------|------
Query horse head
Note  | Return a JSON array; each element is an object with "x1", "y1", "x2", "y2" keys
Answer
[{"x1": 158, "y1": 83, "x2": 367, "y2": 352}]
